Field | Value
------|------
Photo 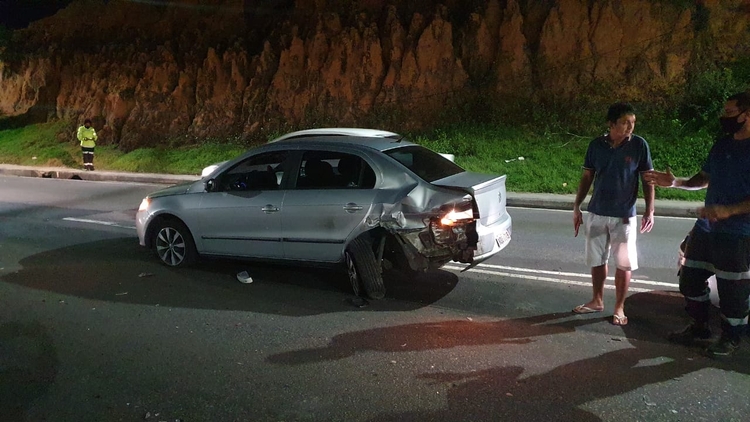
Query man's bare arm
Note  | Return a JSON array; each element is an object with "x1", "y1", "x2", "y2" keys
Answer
[
  {"x1": 640, "y1": 174, "x2": 655, "y2": 233},
  {"x1": 573, "y1": 169, "x2": 594, "y2": 237},
  {"x1": 700, "y1": 197, "x2": 750, "y2": 221},
  {"x1": 643, "y1": 168, "x2": 709, "y2": 190},
  {"x1": 574, "y1": 169, "x2": 595, "y2": 209}
]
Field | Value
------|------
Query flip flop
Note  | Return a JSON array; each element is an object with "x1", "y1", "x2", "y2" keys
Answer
[
  {"x1": 612, "y1": 315, "x2": 628, "y2": 326},
  {"x1": 572, "y1": 304, "x2": 603, "y2": 314}
]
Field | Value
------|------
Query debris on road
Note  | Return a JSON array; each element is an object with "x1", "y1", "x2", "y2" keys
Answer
[
  {"x1": 115, "y1": 292, "x2": 128, "y2": 296},
  {"x1": 236, "y1": 271, "x2": 253, "y2": 283},
  {"x1": 138, "y1": 272, "x2": 154, "y2": 278}
]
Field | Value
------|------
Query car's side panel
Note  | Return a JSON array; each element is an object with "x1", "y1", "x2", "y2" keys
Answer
[
  {"x1": 281, "y1": 148, "x2": 380, "y2": 262},
  {"x1": 195, "y1": 190, "x2": 286, "y2": 258},
  {"x1": 282, "y1": 189, "x2": 378, "y2": 262}
]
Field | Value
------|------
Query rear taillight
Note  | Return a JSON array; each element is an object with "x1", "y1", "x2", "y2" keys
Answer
[
  {"x1": 430, "y1": 219, "x2": 470, "y2": 245},
  {"x1": 439, "y1": 208, "x2": 473, "y2": 226}
]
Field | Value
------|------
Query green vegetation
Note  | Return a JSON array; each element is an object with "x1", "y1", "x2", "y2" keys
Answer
[
  {"x1": 0, "y1": 120, "x2": 247, "y2": 175},
  {"x1": 413, "y1": 123, "x2": 708, "y2": 201},
  {"x1": 0, "y1": 117, "x2": 708, "y2": 201},
  {"x1": 0, "y1": 120, "x2": 79, "y2": 167}
]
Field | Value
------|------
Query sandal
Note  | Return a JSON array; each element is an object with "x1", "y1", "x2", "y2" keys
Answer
[
  {"x1": 612, "y1": 315, "x2": 628, "y2": 326},
  {"x1": 572, "y1": 304, "x2": 603, "y2": 314}
]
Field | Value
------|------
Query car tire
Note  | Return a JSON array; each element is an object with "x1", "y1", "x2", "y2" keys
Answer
[
  {"x1": 346, "y1": 237, "x2": 385, "y2": 300},
  {"x1": 152, "y1": 218, "x2": 197, "y2": 267}
]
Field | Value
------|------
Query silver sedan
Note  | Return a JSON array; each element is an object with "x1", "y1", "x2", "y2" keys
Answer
[{"x1": 136, "y1": 128, "x2": 512, "y2": 299}]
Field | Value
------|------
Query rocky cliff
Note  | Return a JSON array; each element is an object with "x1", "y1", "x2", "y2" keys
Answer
[{"x1": 0, "y1": 0, "x2": 748, "y2": 150}]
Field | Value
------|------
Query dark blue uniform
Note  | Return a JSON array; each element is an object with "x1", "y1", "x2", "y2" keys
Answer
[{"x1": 681, "y1": 136, "x2": 750, "y2": 342}]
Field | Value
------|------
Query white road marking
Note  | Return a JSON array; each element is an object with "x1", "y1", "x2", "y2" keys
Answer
[
  {"x1": 463, "y1": 262, "x2": 678, "y2": 287},
  {"x1": 62, "y1": 217, "x2": 136, "y2": 230},
  {"x1": 443, "y1": 263, "x2": 674, "y2": 292}
]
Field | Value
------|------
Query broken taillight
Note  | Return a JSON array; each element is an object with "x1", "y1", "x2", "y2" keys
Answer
[{"x1": 439, "y1": 208, "x2": 473, "y2": 226}]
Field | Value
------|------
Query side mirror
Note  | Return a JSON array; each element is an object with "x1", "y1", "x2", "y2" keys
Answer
[{"x1": 205, "y1": 179, "x2": 216, "y2": 192}]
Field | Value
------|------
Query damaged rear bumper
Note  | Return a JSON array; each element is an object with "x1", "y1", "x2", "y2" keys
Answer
[{"x1": 391, "y1": 211, "x2": 512, "y2": 271}]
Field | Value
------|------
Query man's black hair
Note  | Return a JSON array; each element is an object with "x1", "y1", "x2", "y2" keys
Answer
[
  {"x1": 84, "y1": 118, "x2": 92, "y2": 124},
  {"x1": 606, "y1": 102, "x2": 636, "y2": 123},
  {"x1": 727, "y1": 91, "x2": 750, "y2": 110}
]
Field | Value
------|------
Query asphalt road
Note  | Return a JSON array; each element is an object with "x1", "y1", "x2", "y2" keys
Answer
[{"x1": 1, "y1": 175, "x2": 749, "y2": 422}]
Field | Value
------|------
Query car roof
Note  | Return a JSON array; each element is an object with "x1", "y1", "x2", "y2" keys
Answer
[{"x1": 268, "y1": 128, "x2": 415, "y2": 152}]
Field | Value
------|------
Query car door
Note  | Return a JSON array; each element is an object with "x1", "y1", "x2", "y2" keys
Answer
[
  {"x1": 196, "y1": 150, "x2": 290, "y2": 259},
  {"x1": 282, "y1": 150, "x2": 379, "y2": 262}
]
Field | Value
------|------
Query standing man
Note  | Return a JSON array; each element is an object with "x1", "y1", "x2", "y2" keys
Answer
[
  {"x1": 572, "y1": 102, "x2": 655, "y2": 326},
  {"x1": 77, "y1": 118, "x2": 97, "y2": 171},
  {"x1": 644, "y1": 91, "x2": 750, "y2": 358}
]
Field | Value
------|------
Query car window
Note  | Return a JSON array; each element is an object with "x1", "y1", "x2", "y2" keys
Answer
[
  {"x1": 384, "y1": 145, "x2": 463, "y2": 182},
  {"x1": 219, "y1": 151, "x2": 289, "y2": 192},
  {"x1": 295, "y1": 151, "x2": 375, "y2": 189}
]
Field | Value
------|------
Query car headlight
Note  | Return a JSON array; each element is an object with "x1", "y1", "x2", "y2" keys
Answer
[{"x1": 138, "y1": 197, "x2": 151, "y2": 211}]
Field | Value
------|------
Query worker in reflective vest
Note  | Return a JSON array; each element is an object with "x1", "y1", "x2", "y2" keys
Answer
[{"x1": 77, "y1": 118, "x2": 98, "y2": 171}]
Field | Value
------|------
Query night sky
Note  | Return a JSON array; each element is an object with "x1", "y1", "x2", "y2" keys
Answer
[{"x1": 0, "y1": 0, "x2": 75, "y2": 29}]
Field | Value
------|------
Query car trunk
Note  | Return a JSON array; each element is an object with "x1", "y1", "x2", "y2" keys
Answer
[{"x1": 431, "y1": 172, "x2": 507, "y2": 225}]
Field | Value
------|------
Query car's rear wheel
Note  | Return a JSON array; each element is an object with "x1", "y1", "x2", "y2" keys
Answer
[
  {"x1": 346, "y1": 237, "x2": 385, "y2": 299},
  {"x1": 152, "y1": 218, "x2": 197, "y2": 267}
]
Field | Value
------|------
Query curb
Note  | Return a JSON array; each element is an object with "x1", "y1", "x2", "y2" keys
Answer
[
  {"x1": 0, "y1": 164, "x2": 199, "y2": 185},
  {"x1": 0, "y1": 164, "x2": 702, "y2": 218},
  {"x1": 504, "y1": 192, "x2": 701, "y2": 218}
]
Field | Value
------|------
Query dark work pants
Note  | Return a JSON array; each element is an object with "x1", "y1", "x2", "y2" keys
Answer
[
  {"x1": 82, "y1": 147, "x2": 95, "y2": 169},
  {"x1": 680, "y1": 230, "x2": 750, "y2": 340}
]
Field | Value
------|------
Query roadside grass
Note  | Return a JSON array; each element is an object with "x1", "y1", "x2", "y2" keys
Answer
[
  {"x1": 0, "y1": 120, "x2": 79, "y2": 167},
  {"x1": 0, "y1": 121, "x2": 249, "y2": 174},
  {"x1": 414, "y1": 125, "x2": 707, "y2": 201},
  {"x1": 0, "y1": 120, "x2": 707, "y2": 201},
  {"x1": 97, "y1": 143, "x2": 248, "y2": 174}
]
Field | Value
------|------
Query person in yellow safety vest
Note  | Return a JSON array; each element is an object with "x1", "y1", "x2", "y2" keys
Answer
[{"x1": 77, "y1": 118, "x2": 98, "y2": 171}]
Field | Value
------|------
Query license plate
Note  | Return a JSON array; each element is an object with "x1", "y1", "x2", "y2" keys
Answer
[{"x1": 495, "y1": 230, "x2": 511, "y2": 248}]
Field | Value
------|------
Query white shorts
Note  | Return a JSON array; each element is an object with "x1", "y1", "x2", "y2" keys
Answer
[{"x1": 584, "y1": 212, "x2": 638, "y2": 271}]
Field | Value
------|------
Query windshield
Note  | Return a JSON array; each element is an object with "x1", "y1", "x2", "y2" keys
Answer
[{"x1": 385, "y1": 145, "x2": 464, "y2": 182}]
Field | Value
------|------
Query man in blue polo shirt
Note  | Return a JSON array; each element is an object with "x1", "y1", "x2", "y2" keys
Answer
[
  {"x1": 644, "y1": 91, "x2": 750, "y2": 358},
  {"x1": 572, "y1": 102, "x2": 655, "y2": 326}
]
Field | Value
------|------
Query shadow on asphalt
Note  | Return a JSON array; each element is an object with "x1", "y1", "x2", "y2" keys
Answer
[
  {"x1": 0, "y1": 321, "x2": 58, "y2": 421},
  {"x1": 267, "y1": 291, "x2": 750, "y2": 421},
  {"x1": 0, "y1": 237, "x2": 458, "y2": 316}
]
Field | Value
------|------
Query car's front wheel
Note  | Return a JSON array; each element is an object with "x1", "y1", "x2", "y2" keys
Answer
[
  {"x1": 346, "y1": 237, "x2": 385, "y2": 299},
  {"x1": 152, "y1": 218, "x2": 197, "y2": 267}
]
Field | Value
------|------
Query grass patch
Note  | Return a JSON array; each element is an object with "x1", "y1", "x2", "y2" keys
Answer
[
  {"x1": 0, "y1": 121, "x2": 249, "y2": 175},
  {"x1": 100, "y1": 143, "x2": 248, "y2": 174},
  {"x1": 0, "y1": 120, "x2": 707, "y2": 201},
  {"x1": 0, "y1": 120, "x2": 79, "y2": 167},
  {"x1": 412, "y1": 124, "x2": 707, "y2": 201}
]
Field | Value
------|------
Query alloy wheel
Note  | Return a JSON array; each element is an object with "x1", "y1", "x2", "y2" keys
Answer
[
  {"x1": 155, "y1": 227, "x2": 186, "y2": 266},
  {"x1": 345, "y1": 251, "x2": 360, "y2": 296}
]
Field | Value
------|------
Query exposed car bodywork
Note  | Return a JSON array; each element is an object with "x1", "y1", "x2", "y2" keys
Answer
[{"x1": 136, "y1": 128, "x2": 512, "y2": 298}]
